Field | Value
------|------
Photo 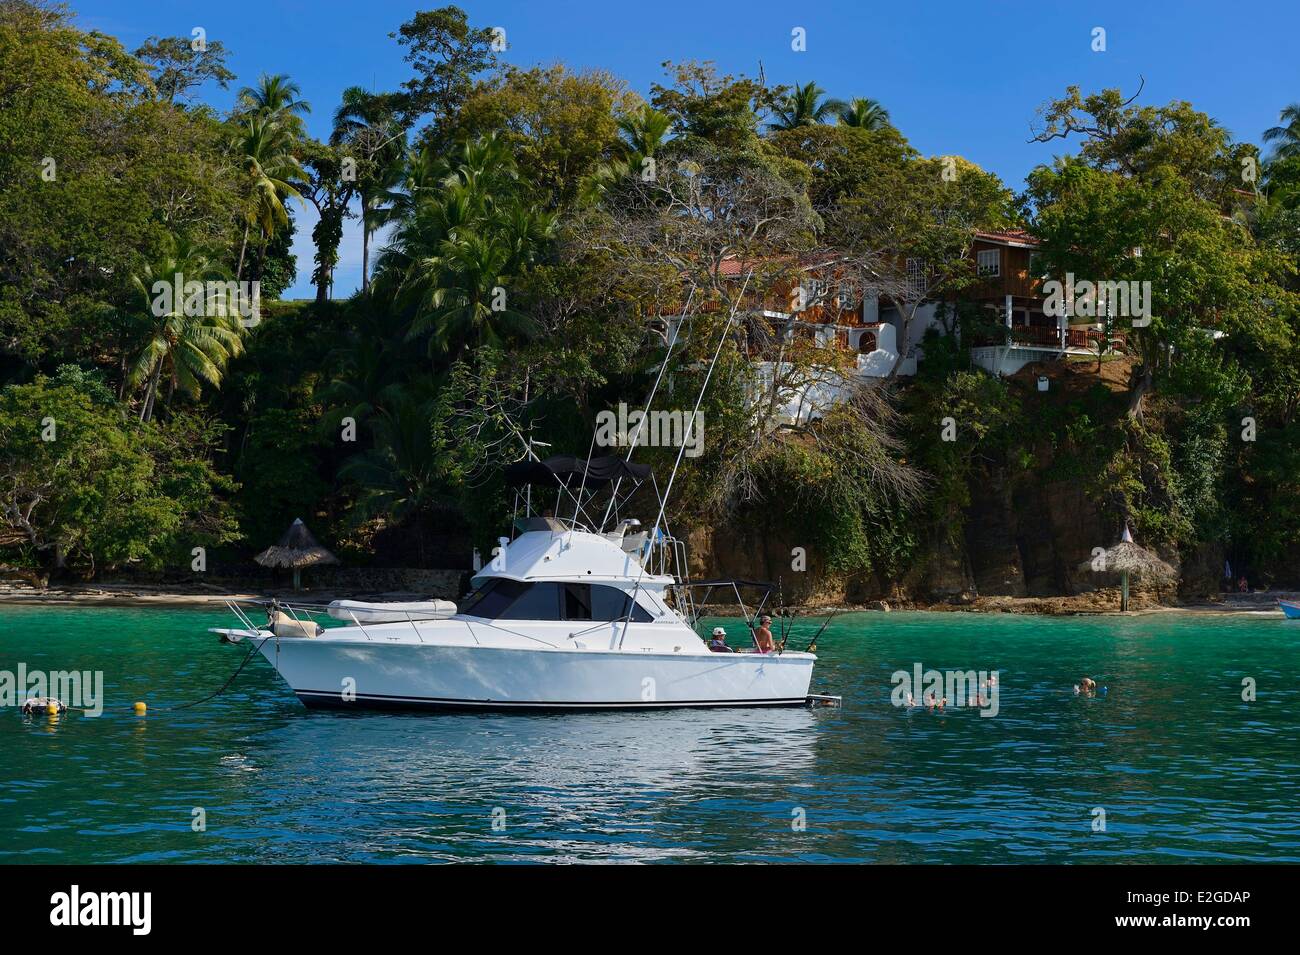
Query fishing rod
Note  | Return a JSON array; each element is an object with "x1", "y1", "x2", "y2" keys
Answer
[
  {"x1": 616, "y1": 271, "x2": 753, "y2": 649},
  {"x1": 804, "y1": 610, "x2": 842, "y2": 653}
]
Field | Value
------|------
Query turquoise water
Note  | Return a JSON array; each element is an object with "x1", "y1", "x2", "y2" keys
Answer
[{"x1": 1, "y1": 605, "x2": 1297, "y2": 863}]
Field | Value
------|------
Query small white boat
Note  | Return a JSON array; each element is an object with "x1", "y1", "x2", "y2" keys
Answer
[{"x1": 216, "y1": 499, "x2": 815, "y2": 710}]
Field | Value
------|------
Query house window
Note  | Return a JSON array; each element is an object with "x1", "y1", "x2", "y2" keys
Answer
[
  {"x1": 977, "y1": 249, "x2": 1001, "y2": 277},
  {"x1": 801, "y1": 278, "x2": 828, "y2": 308},
  {"x1": 835, "y1": 283, "x2": 858, "y2": 311},
  {"x1": 905, "y1": 258, "x2": 928, "y2": 296}
]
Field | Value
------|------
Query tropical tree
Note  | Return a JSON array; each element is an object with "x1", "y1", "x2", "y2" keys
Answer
[
  {"x1": 1263, "y1": 103, "x2": 1300, "y2": 161},
  {"x1": 126, "y1": 234, "x2": 246, "y2": 422},
  {"x1": 232, "y1": 115, "x2": 305, "y2": 279},
  {"x1": 835, "y1": 97, "x2": 891, "y2": 131},
  {"x1": 331, "y1": 86, "x2": 407, "y2": 292},
  {"x1": 617, "y1": 103, "x2": 673, "y2": 160},
  {"x1": 375, "y1": 135, "x2": 555, "y2": 357},
  {"x1": 0, "y1": 371, "x2": 239, "y2": 575},
  {"x1": 336, "y1": 379, "x2": 450, "y2": 562},
  {"x1": 296, "y1": 139, "x2": 355, "y2": 302},
  {"x1": 133, "y1": 34, "x2": 235, "y2": 104},
  {"x1": 236, "y1": 73, "x2": 311, "y2": 135},
  {"x1": 767, "y1": 81, "x2": 843, "y2": 131}
]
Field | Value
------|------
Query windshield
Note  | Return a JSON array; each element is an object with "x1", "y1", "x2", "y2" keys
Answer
[{"x1": 459, "y1": 579, "x2": 652, "y2": 622}]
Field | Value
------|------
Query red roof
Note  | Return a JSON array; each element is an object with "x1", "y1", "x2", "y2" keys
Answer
[
  {"x1": 974, "y1": 228, "x2": 1040, "y2": 248},
  {"x1": 717, "y1": 254, "x2": 847, "y2": 277}
]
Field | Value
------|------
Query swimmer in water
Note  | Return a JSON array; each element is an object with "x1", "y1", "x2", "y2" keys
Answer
[{"x1": 1074, "y1": 676, "x2": 1098, "y2": 696}]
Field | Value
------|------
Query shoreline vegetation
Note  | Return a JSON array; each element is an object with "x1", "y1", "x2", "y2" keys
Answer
[
  {"x1": 0, "y1": 581, "x2": 1290, "y2": 617},
  {"x1": 2, "y1": 3, "x2": 1299, "y2": 606}
]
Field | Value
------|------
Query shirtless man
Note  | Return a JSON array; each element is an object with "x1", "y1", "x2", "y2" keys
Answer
[{"x1": 753, "y1": 615, "x2": 776, "y2": 653}]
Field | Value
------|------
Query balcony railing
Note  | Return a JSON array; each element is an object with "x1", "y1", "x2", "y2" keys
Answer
[{"x1": 974, "y1": 325, "x2": 1127, "y2": 351}]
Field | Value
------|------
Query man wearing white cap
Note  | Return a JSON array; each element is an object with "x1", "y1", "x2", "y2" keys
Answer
[{"x1": 708, "y1": 626, "x2": 734, "y2": 652}]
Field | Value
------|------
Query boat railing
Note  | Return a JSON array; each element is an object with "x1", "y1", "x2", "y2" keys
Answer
[{"x1": 223, "y1": 597, "x2": 470, "y2": 645}]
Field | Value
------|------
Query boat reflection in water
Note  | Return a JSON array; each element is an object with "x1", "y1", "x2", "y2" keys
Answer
[{"x1": 229, "y1": 705, "x2": 827, "y2": 862}]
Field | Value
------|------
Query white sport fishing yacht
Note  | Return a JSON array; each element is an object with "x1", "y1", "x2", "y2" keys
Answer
[
  {"x1": 213, "y1": 456, "x2": 820, "y2": 711},
  {"x1": 213, "y1": 289, "x2": 833, "y2": 712}
]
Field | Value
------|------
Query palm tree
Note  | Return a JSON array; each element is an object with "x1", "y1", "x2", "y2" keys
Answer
[
  {"x1": 337, "y1": 380, "x2": 446, "y2": 561},
  {"x1": 410, "y1": 231, "x2": 541, "y2": 353},
  {"x1": 374, "y1": 136, "x2": 555, "y2": 357},
  {"x1": 332, "y1": 86, "x2": 406, "y2": 293},
  {"x1": 237, "y1": 73, "x2": 311, "y2": 135},
  {"x1": 581, "y1": 105, "x2": 674, "y2": 204},
  {"x1": 767, "y1": 82, "x2": 844, "y2": 132},
  {"x1": 835, "y1": 97, "x2": 891, "y2": 131},
  {"x1": 233, "y1": 115, "x2": 305, "y2": 279},
  {"x1": 617, "y1": 104, "x2": 673, "y2": 161},
  {"x1": 1263, "y1": 103, "x2": 1300, "y2": 161},
  {"x1": 127, "y1": 234, "x2": 246, "y2": 422}
]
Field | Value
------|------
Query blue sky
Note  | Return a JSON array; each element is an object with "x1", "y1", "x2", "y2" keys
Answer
[{"x1": 74, "y1": 0, "x2": 1300, "y2": 299}]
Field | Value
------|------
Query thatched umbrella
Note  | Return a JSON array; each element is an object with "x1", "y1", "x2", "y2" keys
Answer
[
  {"x1": 254, "y1": 518, "x2": 338, "y2": 590},
  {"x1": 1079, "y1": 524, "x2": 1177, "y2": 611}
]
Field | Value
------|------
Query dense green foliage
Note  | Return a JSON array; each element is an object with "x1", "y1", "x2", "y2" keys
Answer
[{"x1": 2, "y1": 1, "x2": 1298, "y2": 592}]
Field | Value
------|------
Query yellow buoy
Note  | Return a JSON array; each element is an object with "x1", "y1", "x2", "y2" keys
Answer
[
  {"x1": 133, "y1": 701, "x2": 147, "y2": 715},
  {"x1": 46, "y1": 703, "x2": 59, "y2": 716}
]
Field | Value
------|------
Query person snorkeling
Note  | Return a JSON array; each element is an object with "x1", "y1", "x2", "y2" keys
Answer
[{"x1": 1073, "y1": 676, "x2": 1107, "y2": 696}]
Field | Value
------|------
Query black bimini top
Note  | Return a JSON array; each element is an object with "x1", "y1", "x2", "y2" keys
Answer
[
  {"x1": 683, "y1": 579, "x2": 778, "y2": 592},
  {"x1": 504, "y1": 455, "x2": 652, "y2": 490}
]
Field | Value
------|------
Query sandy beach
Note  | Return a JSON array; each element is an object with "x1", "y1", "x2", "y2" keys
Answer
[{"x1": 3, "y1": 581, "x2": 1291, "y2": 617}]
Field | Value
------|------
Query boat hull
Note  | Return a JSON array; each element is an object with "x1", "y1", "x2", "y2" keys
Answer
[
  {"x1": 257, "y1": 639, "x2": 815, "y2": 711},
  {"x1": 1281, "y1": 600, "x2": 1300, "y2": 619}
]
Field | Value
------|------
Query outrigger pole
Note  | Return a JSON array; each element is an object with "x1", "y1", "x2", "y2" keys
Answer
[
  {"x1": 599, "y1": 285, "x2": 698, "y2": 533},
  {"x1": 617, "y1": 271, "x2": 753, "y2": 648}
]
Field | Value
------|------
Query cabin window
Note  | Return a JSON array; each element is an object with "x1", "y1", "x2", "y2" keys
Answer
[
  {"x1": 564, "y1": 583, "x2": 653, "y2": 622},
  {"x1": 834, "y1": 283, "x2": 858, "y2": 311},
  {"x1": 563, "y1": 583, "x2": 593, "y2": 620},
  {"x1": 977, "y1": 249, "x2": 1001, "y2": 277},
  {"x1": 460, "y1": 579, "x2": 564, "y2": 621}
]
